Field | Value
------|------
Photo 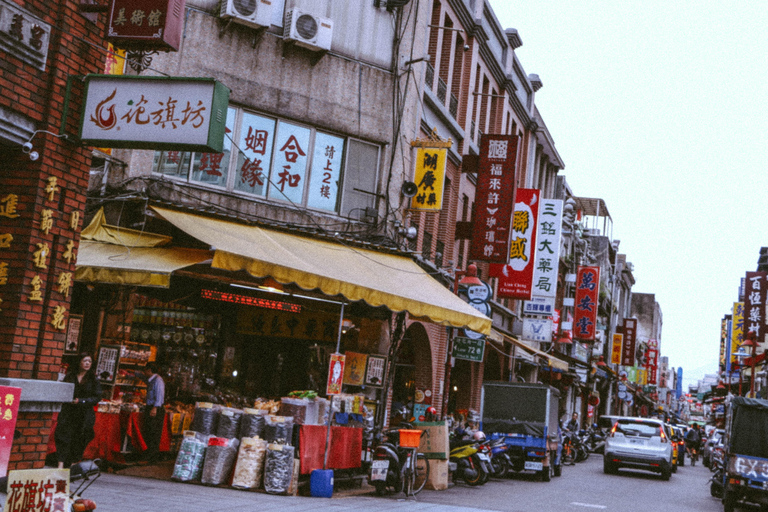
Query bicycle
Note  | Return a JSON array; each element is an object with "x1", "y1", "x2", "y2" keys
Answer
[{"x1": 399, "y1": 429, "x2": 430, "y2": 497}]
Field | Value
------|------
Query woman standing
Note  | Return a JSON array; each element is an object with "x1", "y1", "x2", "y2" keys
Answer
[{"x1": 54, "y1": 352, "x2": 102, "y2": 468}]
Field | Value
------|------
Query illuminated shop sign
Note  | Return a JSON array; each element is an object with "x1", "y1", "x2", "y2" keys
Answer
[{"x1": 201, "y1": 289, "x2": 301, "y2": 313}]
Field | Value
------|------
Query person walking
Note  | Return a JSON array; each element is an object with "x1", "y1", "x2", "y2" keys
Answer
[
  {"x1": 54, "y1": 353, "x2": 102, "y2": 468},
  {"x1": 141, "y1": 362, "x2": 165, "y2": 463}
]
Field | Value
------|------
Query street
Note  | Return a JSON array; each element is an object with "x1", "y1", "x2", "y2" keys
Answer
[{"x1": 3, "y1": 455, "x2": 723, "y2": 512}]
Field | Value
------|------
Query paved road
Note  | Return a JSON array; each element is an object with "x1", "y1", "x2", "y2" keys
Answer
[{"x1": 1, "y1": 455, "x2": 723, "y2": 512}]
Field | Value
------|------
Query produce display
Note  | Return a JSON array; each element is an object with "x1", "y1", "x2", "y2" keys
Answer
[
  {"x1": 230, "y1": 437, "x2": 268, "y2": 490},
  {"x1": 201, "y1": 437, "x2": 240, "y2": 486},
  {"x1": 171, "y1": 431, "x2": 209, "y2": 482},
  {"x1": 264, "y1": 415, "x2": 294, "y2": 445},
  {"x1": 189, "y1": 402, "x2": 219, "y2": 435},
  {"x1": 216, "y1": 407, "x2": 243, "y2": 439},
  {"x1": 263, "y1": 444, "x2": 295, "y2": 495},
  {"x1": 240, "y1": 408, "x2": 267, "y2": 439}
]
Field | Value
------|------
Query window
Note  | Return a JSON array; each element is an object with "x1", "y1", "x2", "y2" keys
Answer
[{"x1": 152, "y1": 106, "x2": 380, "y2": 217}]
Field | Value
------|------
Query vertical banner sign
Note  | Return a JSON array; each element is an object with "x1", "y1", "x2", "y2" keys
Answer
[
  {"x1": 469, "y1": 134, "x2": 519, "y2": 262},
  {"x1": 491, "y1": 188, "x2": 540, "y2": 299},
  {"x1": 720, "y1": 315, "x2": 730, "y2": 369},
  {"x1": 744, "y1": 272, "x2": 767, "y2": 345},
  {"x1": 0, "y1": 386, "x2": 21, "y2": 478},
  {"x1": 326, "y1": 353, "x2": 345, "y2": 396},
  {"x1": 611, "y1": 333, "x2": 624, "y2": 365},
  {"x1": 621, "y1": 318, "x2": 637, "y2": 366},
  {"x1": 410, "y1": 148, "x2": 447, "y2": 210},
  {"x1": 532, "y1": 199, "x2": 563, "y2": 299},
  {"x1": 573, "y1": 266, "x2": 600, "y2": 340},
  {"x1": 646, "y1": 339, "x2": 659, "y2": 385},
  {"x1": 730, "y1": 302, "x2": 744, "y2": 366}
]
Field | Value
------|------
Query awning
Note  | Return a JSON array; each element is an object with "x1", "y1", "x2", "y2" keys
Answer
[
  {"x1": 75, "y1": 240, "x2": 213, "y2": 288},
  {"x1": 151, "y1": 207, "x2": 492, "y2": 334},
  {"x1": 492, "y1": 329, "x2": 569, "y2": 371},
  {"x1": 81, "y1": 207, "x2": 172, "y2": 247}
]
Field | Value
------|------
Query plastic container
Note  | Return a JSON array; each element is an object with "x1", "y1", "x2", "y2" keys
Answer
[
  {"x1": 399, "y1": 429, "x2": 422, "y2": 448},
  {"x1": 310, "y1": 469, "x2": 334, "y2": 498}
]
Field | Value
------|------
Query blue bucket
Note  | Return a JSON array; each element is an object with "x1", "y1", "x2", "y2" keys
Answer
[{"x1": 310, "y1": 469, "x2": 334, "y2": 498}]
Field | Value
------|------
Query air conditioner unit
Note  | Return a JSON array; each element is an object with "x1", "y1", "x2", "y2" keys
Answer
[
  {"x1": 220, "y1": 0, "x2": 273, "y2": 29},
  {"x1": 284, "y1": 8, "x2": 333, "y2": 52}
]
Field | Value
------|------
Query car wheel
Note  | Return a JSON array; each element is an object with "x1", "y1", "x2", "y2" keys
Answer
[
  {"x1": 671, "y1": 462, "x2": 677, "y2": 473},
  {"x1": 603, "y1": 459, "x2": 616, "y2": 475},
  {"x1": 661, "y1": 468, "x2": 671, "y2": 481},
  {"x1": 723, "y1": 489, "x2": 737, "y2": 512}
]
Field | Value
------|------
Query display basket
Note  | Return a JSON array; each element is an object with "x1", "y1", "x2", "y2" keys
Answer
[{"x1": 399, "y1": 429, "x2": 422, "y2": 448}]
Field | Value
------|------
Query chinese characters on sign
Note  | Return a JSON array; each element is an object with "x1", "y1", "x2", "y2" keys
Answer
[
  {"x1": 364, "y1": 355, "x2": 386, "y2": 387},
  {"x1": 744, "y1": 272, "x2": 767, "y2": 345},
  {"x1": 573, "y1": 266, "x2": 600, "y2": 340},
  {"x1": 107, "y1": 0, "x2": 185, "y2": 51},
  {"x1": 522, "y1": 317, "x2": 552, "y2": 343},
  {"x1": 621, "y1": 318, "x2": 637, "y2": 366},
  {"x1": 645, "y1": 339, "x2": 659, "y2": 385},
  {"x1": 0, "y1": 386, "x2": 21, "y2": 478},
  {"x1": 730, "y1": 302, "x2": 745, "y2": 366},
  {"x1": 307, "y1": 132, "x2": 344, "y2": 212},
  {"x1": 326, "y1": 353, "x2": 345, "y2": 396},
  {"x1": 452, "y1": 337, "x2": 486, "y2": 362},
  {"x1": 531, "y1": 198, "x2": 562, "y2": 299},
  {"x1": 611, "y1": 333, "x2": 623, "y2": 365},
  {"x1": 0, "y1": 1, "x2": 51, "y2": 71},
  {"x1": 469, "y1": 134, "x2": 518, "y2": 262},
  {"x1": 492, "y1": 188, "x2": 539, "y2": 300},
  {"x1": 3, "y1": 468, "x2": 69, "y2": 512},
  {"x1": 267, "y1": 123, "x2": 310, "y2": 205},
  {"x1": 410, "y1": 147, "x2": 447, "y2": 210}
]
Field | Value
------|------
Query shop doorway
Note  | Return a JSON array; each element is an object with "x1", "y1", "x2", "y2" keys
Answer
[{"x1": 391, "y1": 323, "x2": 433, "y2": 424}]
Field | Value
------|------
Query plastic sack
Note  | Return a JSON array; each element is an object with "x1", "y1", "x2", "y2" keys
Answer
[
  {"x1": 171, "y1": 430, "x2": 209, "y2": 482},
  {"x1": 189, "y1": 402, "x2": 220, "y2": 436},
  {"x1": 263, "y1": 443, "x2": 295, "y2": 495},
  {"x1": 240, "y1": 408, "x2": 267, "y2": 439},
  {"x1": 264, "y1": 415, "x2": 294, "y2": 445},
  {"x1": 230, "y1": 437, "x2": 268, "y2": 490},
  {"x1": 201, "y1": 436, "x2": 240, "y2": 486},
  {"x1": 216, "y1": 407, "x2": 243, "y2": 439}
]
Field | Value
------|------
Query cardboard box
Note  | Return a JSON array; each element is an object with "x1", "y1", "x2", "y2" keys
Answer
[
  {"x1": 425, "y1": 459, "x2": 449, "y2": 490},
  {"x1": 416, "y1": 421, "x2": 449, "y2": 459}
]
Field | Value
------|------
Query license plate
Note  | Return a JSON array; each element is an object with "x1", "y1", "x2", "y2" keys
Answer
[
  {"x1": 524, "y1": 461, "x2": 543, "y2": 471},
  {"x1": 629, "y1": 439, "x2": 645, "y2": 444},
  {"x1": 477, "y1": 453, "x2": 490, "y2": 462},
  {"x1": 370, "y1": 460, "x2": 389, "y2": 481}
]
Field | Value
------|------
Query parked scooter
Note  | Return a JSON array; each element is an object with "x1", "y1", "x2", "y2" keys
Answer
[
  {"x1": 583, "y1": 424, "x2": 606, "y2": 454},
  {"x1": 487, "y1": 437, "x2": 510, "y2": 479},
  {"x1": 369, "y1": 408, "x2": 418, "y2": 495},
  {"x1": 449, "y1": 429, "x2": 491, "y2": 486}
]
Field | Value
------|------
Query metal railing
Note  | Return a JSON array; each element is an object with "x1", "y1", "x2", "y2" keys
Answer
[
  {"x1": 425, "y1": 62, "x2": 435, "y2": 90},
  {"x1": 437, "y1": 77, "x2": 447, "y2": 104},
  {"x1": 449, "y1": 94, "x2": 458, "y2": 119}
]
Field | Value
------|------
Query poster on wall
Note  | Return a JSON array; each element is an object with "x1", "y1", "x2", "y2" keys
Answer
[
  {"x1": 96, "y1": 344, "x2": 120, "y2": 383},
  {"x1": 364, "y1": 355, "x2": 387, "y2": 387},
  {"x1": 326, "y1": 353, "x2": 345, "y2": 395},
  {"x1": 64, "y1": 315, "x2": 82, "y2": 354},
  {"x1": 343, "y1": 352, "x2": 367, "y2": 386}
]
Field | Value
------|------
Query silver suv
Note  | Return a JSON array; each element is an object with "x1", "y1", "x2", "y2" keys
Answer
[{"x1": 603, "y1": 417, "x2": 674, "y2": 480}]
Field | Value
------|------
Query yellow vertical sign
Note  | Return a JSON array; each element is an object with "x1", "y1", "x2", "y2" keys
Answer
[
  {"x1": 410, "y1": 147, "x2": 447, "y2": 210},
  {"x1": 731, "y1": 302, "x2": 744, "y2": 365},
  {"x1": 611, "y1": 333, "x2": 623, "y2": 365},
  {"x1": 104, "y1": 43, "x2": 126, "y2": 75}
]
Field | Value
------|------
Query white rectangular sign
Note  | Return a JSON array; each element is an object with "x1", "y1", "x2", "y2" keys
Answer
[
  {"x1": 532, "y1": 199, "x2": 563, "y2": 299},
  {"x1": 523, "y1": 296, "x2": 555, "y2": 316},
  {"x1": 522, "y1": 317, "x2": 552, "y2": 343}
]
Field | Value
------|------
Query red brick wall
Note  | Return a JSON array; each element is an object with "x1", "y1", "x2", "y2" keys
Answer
[{"x1": 8, "y1": 410, "x2": 54, "y2": 470}]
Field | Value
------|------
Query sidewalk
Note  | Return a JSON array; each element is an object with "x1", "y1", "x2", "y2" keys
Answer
[{"x1": 1, "y1": 469, "x2": 501, "y2": 512}]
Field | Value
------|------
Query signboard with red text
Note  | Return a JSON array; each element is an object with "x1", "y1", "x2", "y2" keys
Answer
[
  {"x1": 0, "y1": 386, "x2": 21, "y2": 478},
  {"x1": 573, "y1": 266, "x2": 600, "y2": 340}
]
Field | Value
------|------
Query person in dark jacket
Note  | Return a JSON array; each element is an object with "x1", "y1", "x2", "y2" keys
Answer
[{"x1": 54, "y1": 352, "x2": 102, "y2": 468}]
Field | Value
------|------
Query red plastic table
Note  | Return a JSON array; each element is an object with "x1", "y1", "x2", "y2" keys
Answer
[{"x1": 298, "y1": 425, "x2": 362, "y2": 474}]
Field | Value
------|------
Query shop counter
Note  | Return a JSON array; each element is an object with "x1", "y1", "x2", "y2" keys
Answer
[
  {"x1": 298, "y1": 424, "x2": 362, "y2": 474},
  {"x1": 47, "y1": 409, "x2": 172, "y2": 463}
]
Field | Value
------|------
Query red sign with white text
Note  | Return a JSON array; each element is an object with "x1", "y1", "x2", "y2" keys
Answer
[
  {"x1": 469, "y1": 134, "x2": 519, "y2": 263},
  {"x1": 621, "y1": 318, "x2": 637, "y2": 366},
  {"x1": 573, "y1": 266, "x2": 600, "y2": 340},
  {"x1": 0, "y1": 386, "x2": 22, "y2": 478},
  {"x1": 491, "y1": 188, "x2": 540, "y2": 299}
]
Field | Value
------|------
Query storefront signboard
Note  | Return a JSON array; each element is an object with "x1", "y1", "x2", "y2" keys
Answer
[
  {"x1": 107, "y1": 0, "x2": 186, "y2": 51},
  {"x1": 730, "y1": 302, "x2": 744, "y2": 366},
  {"x1": 78, "y1": 75, "x2": 230, "y2": 152},
  {"x1": 452, "y1": 336, "x2": 485, "y2": 362},
  {"x1": 744, "y1": 272, "x2": 767, "y2": 343},
  {"x1": 522, "y1": 318, "x2": 552, "y2": 343},
  {"x1": 621, "y1": 318, "x2": 637, "y2": 366},
  {"x1": 2, "y1": 468, "x2": 69, "y2": 512},
  {"x1": 611, "y1": 333, "x2": 623, "y2": 365},
  {"x1": 573, "y1": 266, "x2": 600, "y2": 340},
  {"x1": 326, "y1": 353, "x2": 345, "y2": 395},
  {"x1": 531, "y1": 199, "x2": 562, "y2": 299},
  {"x1": 410, "y1": 147, "x2": 447, "y2": 211},
  {"x1": 522, "y1": 296, "x2": 555, "y2": 316},
  {"x1": 0, "y1": 386, "x2": 21, "y2": 478},
  {"x1": 364, "y1": 355, "x2": 386, "y2": 387},
  {"x1": 342, "y1": 352, "x2": 367, "y2": 386}
]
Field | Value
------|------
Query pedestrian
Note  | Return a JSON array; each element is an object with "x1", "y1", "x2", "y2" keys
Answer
[
  {"x1": 54, "y1": 352, "x2": 102, "y2": 468},
  {"x1": 140, "y1": 361, "x2": 165, "y2": 463},
  {"x1": 566, "y1": 412, "x2": 580, "y2": 432}
]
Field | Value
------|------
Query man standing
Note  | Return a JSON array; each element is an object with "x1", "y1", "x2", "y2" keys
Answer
[
  {"x1": 566, "y1": 412, "x2": 580, "y2": 432},
  {"x1": 142, "y1": 362, "x2": 165, "y2": 463}
]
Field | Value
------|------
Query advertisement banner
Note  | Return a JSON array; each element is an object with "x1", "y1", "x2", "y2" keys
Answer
[
  {"x1": 469, "y1": 134, "x2": 519, "y2": 262},
  {"x1": 730, "y1": 302, "x2": 744, "y2": 365},
  {"x1": 326, "y1": 353, "x2": 345, "y2": 395},
  {"x1": 611, "y1": 333, "x2": 623, "y2": 365},
  {"x1": 491, "y1": 188, "x2": 540, "y2": 299},
  {"x1": 0, "y1": 386, "x2": 21, "y2": 478},
  {"x1": 79, "y1": 75, "x2": 230, "y2": 152},
  {"x1": 410, "y1": 147, "x2": 447, "y2": 211},
  {"x1": 744, "y1": 272, "x2": 767, "y2": 344},
  {"x1": 3, "y1": 468, "x2": 69, "y2": 512},
  {"x1": 573, "y1": 266, "x2": 600, "y2": 340},
  {"x1": 621, "y1": 318, "x2": 638, "y2": 366},
  {"x1": 646, "y1": 341, "x2": 659, "y2": 385},
  {"x1": 720, "y1": 315, "x2": 730, "y2": 369},
  {"x1": 531, "y1": 199, "x2": 563, "y2": 299}
]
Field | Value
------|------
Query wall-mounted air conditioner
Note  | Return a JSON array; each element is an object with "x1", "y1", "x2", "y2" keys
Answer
[
  {"x1": 220, "y1": 0, "x2": 273, "y2": 29},
  {"x1": 284, "y1": 8, "x2": 333, "y2": 52}
]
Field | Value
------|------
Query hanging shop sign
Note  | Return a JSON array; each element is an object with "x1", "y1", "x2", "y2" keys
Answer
[
  {"x1": 730, "y1": 302, "x2": 744, "y2": 366},
  {"x1": 2, "y1": 468, "x2": 69, "y2": 511},
  {"x1": 522, "y1": 296, "x2": 555, "y2": 316},
  {"x1": 646, "y1": 340, "x2": 659, "y2": 385},
  {"x1": 522, "y1": 317, "x2": 552, "y2": 343},
  {"x1": 621, "y1": 318, "x2": 637, "y2": 366},
  {"x1": 326, "y1": 353, "x2": 345, "y2": 395},
  {"x1": 469, "y1": 134, "x2": 519, "y2": 263},
  {"x1": 573, "y1": 265, "x2": 600, "y2": 340},
  {"x1": 452, "y1": 336, "x2": 485, "y2": 362},
  {"x1": 107, "y1": 0, "x2": 186, "y2": 51},
  {"x1": 531, "y1": 199, "x2": 563, "y2": 299},
  {"x1": 460, "y1": 280, "x2": 492, "y2": 340},
  {"x1": 410, "y1": 147, "x2": 447, "y2": 211},
  {"x1": 77, "y1": 75, "x2": 230, "y2": 152},
  {"x1": 0, "y1": 386, "x2": 21, "y2": 478},
  {"x1": 491, "y1": 188, "x2": 540, "y2": 299},
  {"x1": 611, "y1": 333, "x2": 623, "y2": 365},
  {"x1": 0, "y1": 0, "x2": 51, "y2": 72},
  {"x1": 364, "y1": 355, "x2": 387, "y2": 387},
  {"x1": 744, "y1": 272, "x2": 767, "y2": 343}
]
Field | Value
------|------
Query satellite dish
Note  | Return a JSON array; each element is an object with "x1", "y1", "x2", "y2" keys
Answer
[{"x1": 401, "y1": 181, "x2": 418, "y2": 197}]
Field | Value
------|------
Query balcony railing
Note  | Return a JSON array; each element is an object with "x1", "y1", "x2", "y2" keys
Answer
[
  {"x1": 449, "y1": 93, "x2": 458, "y2": 119},
  {"x1": 470, "y1": 121, "x2": 476, "y2": 142},
  {"x1": 425, "y1": 62, "x2": 435, "y2": 90},
  {"x1": 437, "y1": 77, "x2": 447, "y2": 104}
]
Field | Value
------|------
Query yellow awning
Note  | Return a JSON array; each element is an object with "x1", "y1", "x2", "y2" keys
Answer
[
  {"x1": 494, "y1": 330, "x2": 569, "y2": 371},
  {"x1": 81, "y1": 207, "x2": 172, "y2": 247},
  {"x1": 75, "y1": 240, "x2": 213, "y2": 288},
  {"x1": 151, "y1": 206, "x2": 492, "y2": 334}
]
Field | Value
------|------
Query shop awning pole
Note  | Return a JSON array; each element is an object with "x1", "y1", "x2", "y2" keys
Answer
[{"x1": 323, "y1": 302, "x2": 346, "y2": 470}]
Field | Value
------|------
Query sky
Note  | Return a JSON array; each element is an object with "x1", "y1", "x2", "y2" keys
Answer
[{"x1": 491, "y1": 2, "x2": 768, "y2": 389}]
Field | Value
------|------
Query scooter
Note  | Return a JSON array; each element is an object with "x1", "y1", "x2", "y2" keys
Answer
[
  {"x1": 488, "y1": 437, "x2": 510, "y2": 478},
  {"x1": 449, "y1": 430, "x2": 491, "y2": 486},
  {"x1": 369, "y1": 426, "x2": 412, "y2": 495},
  {"x1": 584, "y1": 424, "x2": 606, "y2": 454}
]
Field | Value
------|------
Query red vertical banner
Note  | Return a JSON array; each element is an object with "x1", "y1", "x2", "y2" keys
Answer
[
  {"x1": 0, "y1": 386, "x2": 22, "y2": 478},
  {"x1": 646, "y1": 339, "x2": 659, "y2": 385},
  {"x1": 744, "y1": 271, "x2": 767, "y2": 343},
  {"x1": 621, "y1": 318, "x2": 637, "y2": 366},
  {"x1": 469, "y1": 134, "x2": 519, "y2": 263},
  {"x1": 573, "y1": 266, "x2": 600, "y2": 340},
  {"x1": 326, "y1": 353, "x2": 345, "y2": 396},
  {"x1": 491, "y1": 188, "x2": 540, "y2": 299}
]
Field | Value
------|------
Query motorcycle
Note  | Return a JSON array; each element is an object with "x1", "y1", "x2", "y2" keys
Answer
[
  {"x1": 487, "y1": 437, "x2": 510, "y2": 479},
  {"x1": 369, "y1": 424, "x2": 419, "y2": 495},
  {"x1": 583, "y1": 424, "x2": 606, "y2": 454},
  {"x1": 449, "y1": 429, "x2": 492, "y2": 486},
  {"x1": 574, "y1": 430, "x2": 590, "y2": 462}
]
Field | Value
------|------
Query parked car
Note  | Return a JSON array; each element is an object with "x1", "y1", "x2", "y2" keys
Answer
[
  {"x1": 702, "y1": 428, "x2": 724, "y2": 468},
  {"x1": 603, "y1": 417, "x2": 674, "y2": 480}
]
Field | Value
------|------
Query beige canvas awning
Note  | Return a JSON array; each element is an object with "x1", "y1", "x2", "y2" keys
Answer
[
  {"x1": 150, "y1": 206, "x2": 492, "y2": 334},
  {"x1": 492, "y1": 329, "x2": 569, "y2": 370}
]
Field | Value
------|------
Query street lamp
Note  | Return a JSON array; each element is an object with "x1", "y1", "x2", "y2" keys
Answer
[{"x1": 740, "y1": 331, "x2": 763, "y2": 397}]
